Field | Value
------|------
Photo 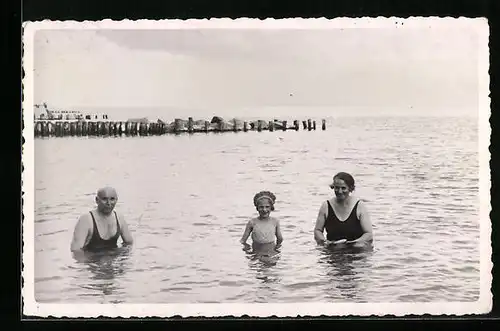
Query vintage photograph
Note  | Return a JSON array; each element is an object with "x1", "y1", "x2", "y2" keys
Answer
[{"x1": 22, "y1": 18, "x2": 491, "y2": 317}]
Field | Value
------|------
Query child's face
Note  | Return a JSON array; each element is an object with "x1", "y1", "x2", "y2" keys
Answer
[{"x1": 256, "y1": 199, "x2": 272, "y2": 218}]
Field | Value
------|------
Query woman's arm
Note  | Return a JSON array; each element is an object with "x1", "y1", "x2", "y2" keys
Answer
[
  {"x1": 347, "y1": 201, "x2": 373, "y2": 244},
  {"x1": 240, "y1": 220, "x2": 253, "y2": 244},
  {"x1": 314, "y1": 201, "x2": 328, "y2": 245}
]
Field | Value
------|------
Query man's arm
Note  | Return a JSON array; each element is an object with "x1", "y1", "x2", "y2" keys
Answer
[
  {"x1": 314, "y1": 202, "x2": 328, "y2": 245},
  {"x1": 117, "y1": 213, "x2": 134, "y2": 245},
  {"x1": 70, "y1": 214, "x2": 91, "y2": 252}
]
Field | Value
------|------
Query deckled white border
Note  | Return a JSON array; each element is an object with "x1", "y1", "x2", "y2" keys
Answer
[{"x1": 21, "y1": 17, "x2": 492, "y2": 318}]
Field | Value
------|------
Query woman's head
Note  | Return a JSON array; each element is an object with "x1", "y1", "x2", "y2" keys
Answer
[
  {"x1": 253, "y1": 191, "x2": 276, "y2": 217},
  {"x1": 329, "y1": 172, "x2": 355, "y2": 200}
]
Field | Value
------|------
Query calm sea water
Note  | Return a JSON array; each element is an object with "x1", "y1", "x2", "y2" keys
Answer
[{"x1": 33, "y1": 116, "x2": 480, "y2": 303}]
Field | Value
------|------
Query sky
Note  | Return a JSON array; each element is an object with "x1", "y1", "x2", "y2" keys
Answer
[{"x1": 32, "y1": 24, "x2": 481, "y2": 120}]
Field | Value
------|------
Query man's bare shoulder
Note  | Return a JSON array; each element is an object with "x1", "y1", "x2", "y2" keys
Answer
[
  {"x1": 75, "y1": 212, "x2": 93, "y2": 232},
  {"x1": 114, "y1": 211, "x2": 127, "y2": 223},
  {"x1": 78, "y1": 211, "x2": 92, "y2": 223}
]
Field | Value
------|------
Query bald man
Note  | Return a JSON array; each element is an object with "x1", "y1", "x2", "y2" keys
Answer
[{"x1": 71, "y1": 187, "x2": 134, "y2": 253}]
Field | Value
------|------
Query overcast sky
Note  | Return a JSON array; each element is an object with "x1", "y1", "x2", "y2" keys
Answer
[{"x1": 33, "y1": 25, "x2": 480, "y2": 119}]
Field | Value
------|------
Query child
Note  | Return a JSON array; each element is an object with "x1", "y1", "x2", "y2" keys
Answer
[{"x1": 240, "y1": 191, "x2": 283, "y2": 250}]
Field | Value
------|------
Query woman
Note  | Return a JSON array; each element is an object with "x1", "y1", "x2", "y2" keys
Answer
[{"x1": 314, "y1": 172, "x2": 373, "y2": 248}]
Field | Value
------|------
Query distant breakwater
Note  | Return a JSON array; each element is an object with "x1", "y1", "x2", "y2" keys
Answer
[{"x1": 33, "y1": 117, "x2": 327, "y2": 138}]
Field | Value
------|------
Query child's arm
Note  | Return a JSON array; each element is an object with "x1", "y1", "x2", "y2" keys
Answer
[
  {"x1": 240, "y1": 220, "x2": 253, "y2": 244},
  {"x1": 275, "y1": 219, "x2": 283, "y2": 247}
]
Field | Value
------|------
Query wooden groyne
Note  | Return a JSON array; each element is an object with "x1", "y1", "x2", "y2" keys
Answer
[{"x1": 33, "y1": 117, "x2": 327, "y2": 138}]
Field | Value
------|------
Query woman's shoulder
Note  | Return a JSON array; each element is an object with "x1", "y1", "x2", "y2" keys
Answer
[{"x1": 353, "y1": 198, "x2": 369, "y2": 213}]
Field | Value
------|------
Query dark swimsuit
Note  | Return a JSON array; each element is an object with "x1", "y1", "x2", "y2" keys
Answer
[
  {"x1": 84, "y1": 211, "x2": 121, "y2": 252},
  {"x1": 324, "y1": 200, "x2": 364, "y2": 241}
]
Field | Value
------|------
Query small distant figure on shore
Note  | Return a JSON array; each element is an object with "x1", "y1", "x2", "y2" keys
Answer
[
  {"x1": 70, "y1": 187, "x2": 134, "y2": 254},
  {"x1": 314, "y1": 172, "x2": 373, "y2": 249},
  {"x1": 240, "y1": 191, "x2": 283, "y2": 253}
]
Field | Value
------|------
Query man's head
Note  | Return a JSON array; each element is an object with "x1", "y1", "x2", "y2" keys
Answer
[{"x1": 95, "y1": 187, "x2": 118, "y2": 215}]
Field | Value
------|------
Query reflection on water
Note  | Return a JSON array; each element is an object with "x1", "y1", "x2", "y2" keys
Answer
[
  {"x1": 243, "y1": 243, "x2": 283, "y2": 301},
  {"x1": 319, "y1": 245, "x2": 374, "y2": 301},
  {"x1": 244, "y1": 242, "x2": 282, "y2": 278},
  {"x1": 72, "y1": 246, "x2": 132, "y2": 298}
]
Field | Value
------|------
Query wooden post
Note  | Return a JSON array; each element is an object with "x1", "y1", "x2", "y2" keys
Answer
[
  {"x1": 76, "y1": 121, "x2": 83, "y2": 136},
  {"x1": 313, "y1": 121, "x2": 316, "y2": 130},
  {"x1": 233, "y1": 119, "x2": 238, "y2": 132},
  {"x1": 188, "y1": 117, "x2": 194, "y2": 133},
  {"x1": 35, "y1": 122, "x2": 41, "y2": 137},
  {"x1": 46, "y1": 122, "x2": 51, "y2": 136},
  {"x1": 302, "y1": 120, "x2": 307, "y2": 130},
  {"x1": 100, "y1": 122, "x2": 105, "y2": 136},
  {"x1": 243, "y1": 121, "x2": 248, "y2": 132},
  {"x1": 294, "y1": 120, "x2": 299, "y2": 131},
  {"x1": 217, "y1": 120, "x2": 224, "y2": 132},
  {"x1": 82, "y1": 122, "x2": 88, "y2": 136},
  {"x1": 282, "y1": 121, "x2": 287, "y2": 131},
  {"x1": 108, "y1": 122, "x2": 114, "y2": 136},
  {"x1": 87, "y1": 122, "x2": 93, "y2": 136},
  {"x1": 44, "y1": 122, "x2": 51, "y2": 137},
  {"x1": 55, "y1": 122, "x2": 62, "y2": 137},
  {"x1": 105, "y1": 122, "x2": 111, "y2": 136},
  {"x1": 204, "y1": 121, "x2": 210, "y2": 133},
  {"x1": 63, "y1": 122, "x2": 70, "y2": 136},
  {"x1": 125, "y1": 122, "x2": 130, "y2": 136},
  {"x1": 138, "y1": 123, "x2": 145, "y2": 136},
  {"x1": 269, "y1": 121, "x2": 274, "y2": 132},
  {"x1": 96, "y1": 122, "x2": 102, "y2": 136},
  {"x1": 133, "y1": 122, "x2": 138, "y2": 135},
  {"x1": 322, "y1": 119, "x2": 326, "y2": 130},
  {"x1": 40, "y1": 122, "x2": 47, "y2": 137},
  {"x1": 307, "y1": 119, "x2": 312, "y2": 131},
  {"x1": 174, "y1": 119, "x2": 182, "y2": 133},
  {"x1": 257, "y1": 121, "x2": 262, "y2": 132},
  {"x1": 50, "y1": 122, "x2": 56, "y2": 136},
  {"x1": 70, "y1": 122, "x2": 76, "y2": 136}
]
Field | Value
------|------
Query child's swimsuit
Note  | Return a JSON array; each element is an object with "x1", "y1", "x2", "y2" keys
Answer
[{"x1": 251, "y1": 218, "x2": 277, "y2": 244}]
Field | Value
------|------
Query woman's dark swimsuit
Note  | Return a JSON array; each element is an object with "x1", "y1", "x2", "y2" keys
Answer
[
  {"x1": 325, "y1": 200, "x2": 364, "y2": 241},
  {"x1": 84, "y1": 211, "x2": 121, "y2": 252}
]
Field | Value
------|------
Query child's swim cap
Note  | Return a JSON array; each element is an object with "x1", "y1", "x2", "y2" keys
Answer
[{"x1": 253, "y1": 191, "x2": 276, "y2": 210}]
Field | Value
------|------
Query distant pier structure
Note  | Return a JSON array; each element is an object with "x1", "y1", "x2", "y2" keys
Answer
[{"x1": 33, "y1": 116, "x2": 327, "y2": 138}]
